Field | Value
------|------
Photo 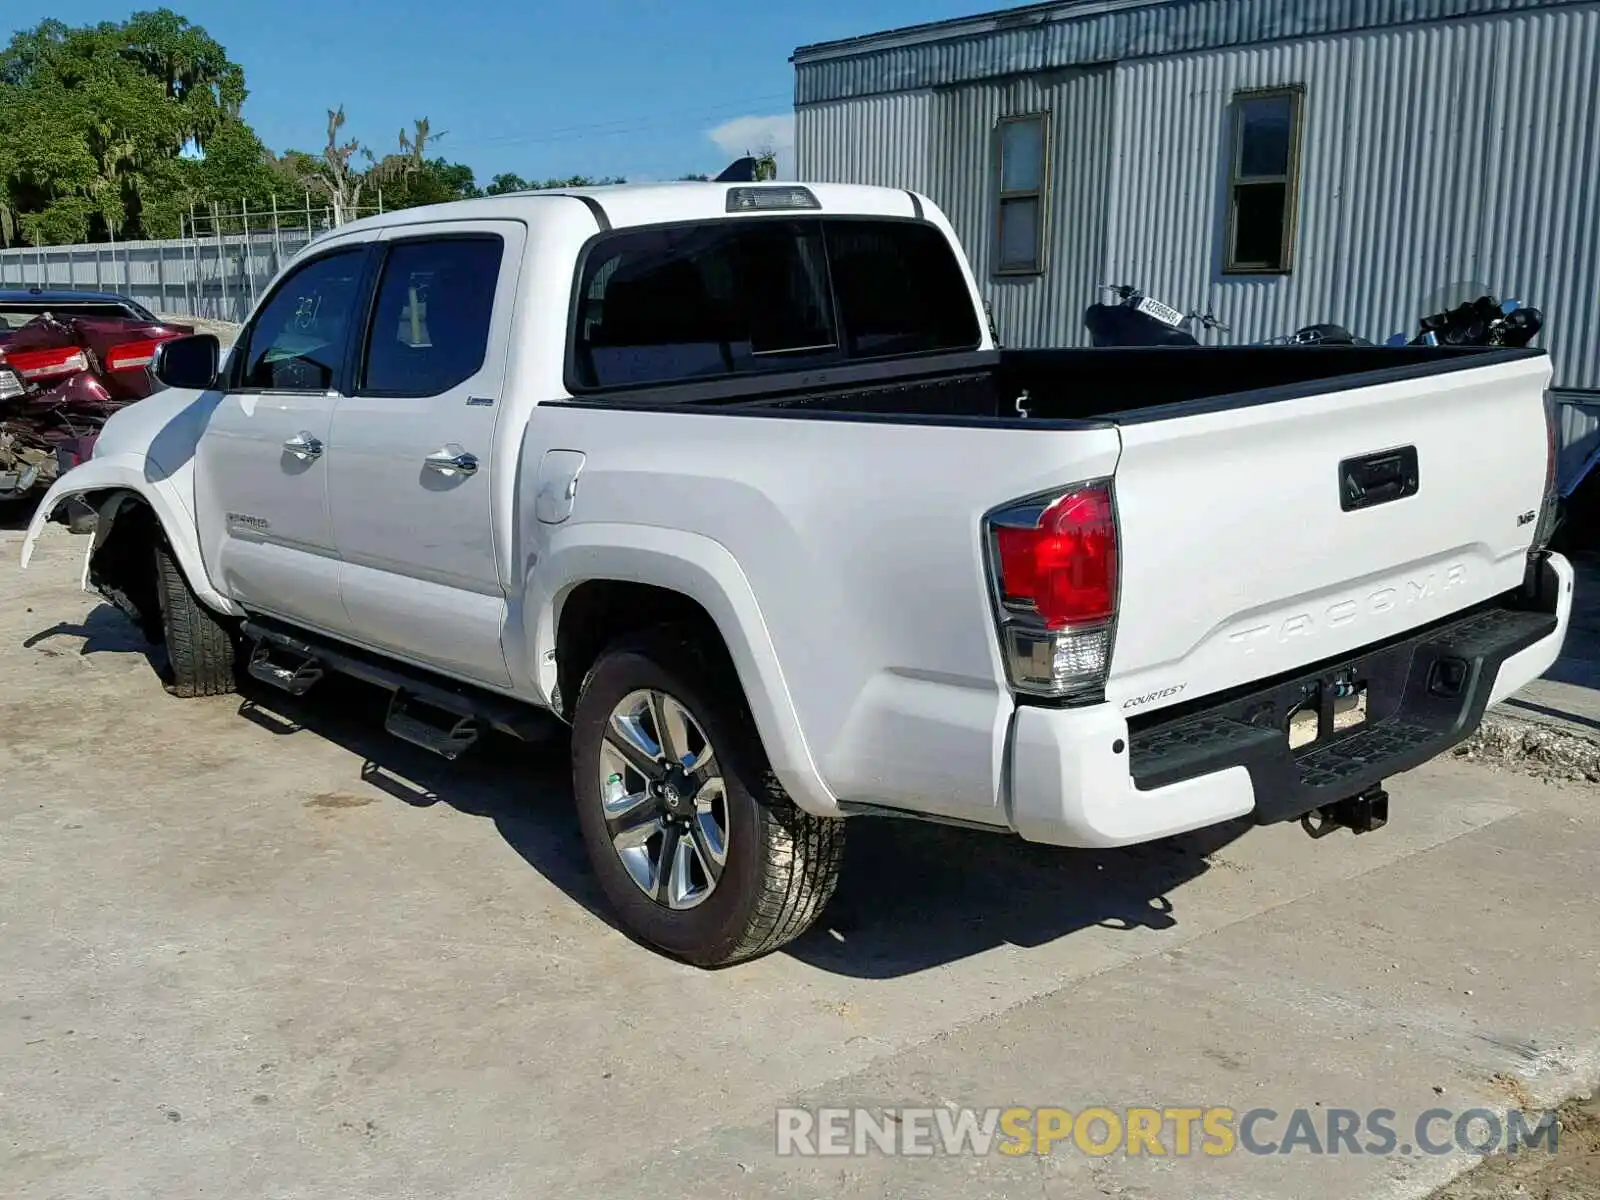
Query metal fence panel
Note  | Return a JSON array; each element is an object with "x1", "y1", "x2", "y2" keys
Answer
[{"x1": 0, "y1": 228, "x2": 323, "y2": 322}]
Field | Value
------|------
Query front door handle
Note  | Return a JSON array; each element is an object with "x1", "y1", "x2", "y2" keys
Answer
[
  {"x1": 283, "y1": 432, "x2": 323, "y2": 461},
  {"x1": 424, "y1": 445, "x2": 478, "y2": 477}
]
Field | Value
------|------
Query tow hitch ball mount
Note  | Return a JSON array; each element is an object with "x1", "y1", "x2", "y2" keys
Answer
[{"x1": 1301, "y1": 785, "x2": 1390, "y2": 839}]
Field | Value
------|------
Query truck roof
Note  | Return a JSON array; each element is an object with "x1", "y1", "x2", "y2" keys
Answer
[{"x1": 317, "y1": 181, "x2": 929, "y2": 242}]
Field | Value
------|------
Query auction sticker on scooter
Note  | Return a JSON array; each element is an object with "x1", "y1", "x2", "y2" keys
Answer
[{"x1": 1135, "y1": 296, "x2": 1187, "y2": 328}]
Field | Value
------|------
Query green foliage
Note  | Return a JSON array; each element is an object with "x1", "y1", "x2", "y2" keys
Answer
[
  {"x1": 118, "y1": 8, "x2": 246, "y2": 142},
  {"x1": 376, "y1": 157, "x2": 482, "y2": 208},
  {"x1": 484, "y1": 172, "x2": 630, "y2": 195},
  {"x1": 486, "y1": 171, "x2": 530, "y2": 195},
  {"x1": 538, "y1": 175, "x2": 626, "y2": 188},
  {"x1": 0, "y1": 10, "x2": 710, "y2": 246},
  {"x1": 19, "y1": 194, "x2": 95, "y2": 245},
  {"x1": 195, "y1": 119, "x2": 280, "y2": 206},
  {"x1": 0, "y1": 8, "x2": 243, "y2": 245}
]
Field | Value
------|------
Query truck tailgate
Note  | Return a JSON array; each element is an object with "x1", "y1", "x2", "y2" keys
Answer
[{"x1": 1106, "y1": 354, "x2": 1553, "y2": 713}]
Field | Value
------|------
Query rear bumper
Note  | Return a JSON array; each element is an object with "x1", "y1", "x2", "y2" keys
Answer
[{"x1": 1007, "y1": 552, "x2": 1573, "y2": 848}]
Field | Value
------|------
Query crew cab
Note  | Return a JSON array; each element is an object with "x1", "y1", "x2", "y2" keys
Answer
[{"x1": 19, "y1": 182, "x2": 1573, "y2": 966}]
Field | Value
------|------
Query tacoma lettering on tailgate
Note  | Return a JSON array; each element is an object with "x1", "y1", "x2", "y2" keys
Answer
[{"x1": 1227, "y1": 565, "x2": 1467, "y2": 654}]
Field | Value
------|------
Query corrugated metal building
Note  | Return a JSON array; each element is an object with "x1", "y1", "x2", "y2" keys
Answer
[{"x1": 793, "y1": 0, "x2": 1600, "y2": 482}]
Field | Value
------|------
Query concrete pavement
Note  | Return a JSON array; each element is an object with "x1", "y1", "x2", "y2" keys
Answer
[{"x1": 2, "y1": 523, "x2": 1597, "y2": 1200}]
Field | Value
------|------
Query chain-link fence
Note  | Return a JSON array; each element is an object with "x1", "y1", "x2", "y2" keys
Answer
[{"x1": 0, "y1": 196, "x2": 389, "y2": 323}]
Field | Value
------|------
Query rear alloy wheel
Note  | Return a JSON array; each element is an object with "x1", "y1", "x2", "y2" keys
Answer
[
  {"x1": 601, "y1": 688, "x2": 730, "y2": 910},
  {"x1": 572, "y1": 631, "x2": 844, "y2": 967}
]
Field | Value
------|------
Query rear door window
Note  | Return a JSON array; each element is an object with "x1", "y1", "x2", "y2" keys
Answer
[
  {"x1": 360, "y1": 236, "x2": 504, "y2": 396},
  {"x1": 571, "y1": 217, "x2": 979, "y2": 391}
]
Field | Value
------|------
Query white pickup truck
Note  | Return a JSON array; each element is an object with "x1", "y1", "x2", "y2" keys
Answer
[{"x1": 21, "y1": 182, "x2": 1573, "y2": 966}]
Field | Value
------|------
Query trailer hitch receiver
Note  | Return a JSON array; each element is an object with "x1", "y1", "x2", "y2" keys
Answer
[{"x1": 1301, "y1": 785, "x2": 1390, "y2": 839}]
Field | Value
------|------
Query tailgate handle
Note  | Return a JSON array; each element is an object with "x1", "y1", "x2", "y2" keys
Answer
[{"x1": 1340, "y1": 446, "x2": 1419, "y2": 512}]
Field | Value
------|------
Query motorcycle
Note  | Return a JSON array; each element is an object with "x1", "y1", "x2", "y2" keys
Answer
[
  {"x1": 1085, "y1": 281, "x2": 1541, "y2": 351},
  {"x1": 1385, "y1": 282, "x2": 1543, "y2": 349},
  {"x1": 1082, "y1": 284, "x2": 1219, "y2": 348},
  {"x1": 0, "y1": 311, "x2": 191, "y2": 501},
  {"x1": 1083, "y1": 284, "x2": 1368, "y2": 348}
]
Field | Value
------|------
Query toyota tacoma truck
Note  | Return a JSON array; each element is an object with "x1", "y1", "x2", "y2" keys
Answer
[{"x1": 19, "y1": 182, "x2": 1573, "y2": 966}]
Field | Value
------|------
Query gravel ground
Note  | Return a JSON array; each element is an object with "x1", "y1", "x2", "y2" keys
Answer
[
  {"x1": 158, "y1": 314, "x2": 240, "y2": 346},
  {"x1": 1428, "y1": 1093, "x2": 1600, "y2": 1199},
  {"x1": 4, "y1": 521, "x2": 1600, "y2": 1200},
  {"x1": 1455, "y1": 716, "x2": 1600, "y2": 784},
  {"x1": 1455, "y1": 553, "x2": 1600, "y2": 784}
]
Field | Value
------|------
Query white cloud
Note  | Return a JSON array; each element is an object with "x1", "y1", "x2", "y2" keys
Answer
[{"x1": 707, "y1": 113, "x2": 796, "y2": 179}]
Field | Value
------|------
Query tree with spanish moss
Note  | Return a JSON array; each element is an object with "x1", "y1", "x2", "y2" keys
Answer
[{"x1": 0, "y1": 9, "x2": 247, "y2": 244}]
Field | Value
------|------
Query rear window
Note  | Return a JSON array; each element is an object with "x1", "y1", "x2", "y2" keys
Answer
[
  {"x1": 0, "y1": 303, "x2": 143, "y2": 327},
  {"x1": 571, "y1": 218, "x2": 980, "y2": 391}
]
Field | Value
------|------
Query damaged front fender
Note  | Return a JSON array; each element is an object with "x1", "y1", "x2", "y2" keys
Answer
[{"x1": 19, "y1": 454, "x2": 241, "y2": 618}]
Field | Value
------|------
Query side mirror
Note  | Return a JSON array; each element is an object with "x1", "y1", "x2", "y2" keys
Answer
[{"x1": 152, "y1": 333, "x2": 220, "y2": 390}]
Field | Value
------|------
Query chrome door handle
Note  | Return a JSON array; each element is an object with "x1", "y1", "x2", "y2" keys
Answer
[
  {"x1": 283, "y1": 432, "x2": 323, "y2": 461},
  {"x1": 424, "y1": 445, "x2": 478, "y2": 477}
]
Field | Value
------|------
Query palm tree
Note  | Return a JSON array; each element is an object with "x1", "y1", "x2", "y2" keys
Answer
[{"x1": 306, "y1": 105, "x2": 368, "y2": 226}]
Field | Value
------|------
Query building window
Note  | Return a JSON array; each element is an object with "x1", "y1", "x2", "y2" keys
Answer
[
  {"x1": 996, "y1": 114, "x2": 1048, "y2": 275},
  {"x1": 1225, "y1": 88, "x2": 1304, "y2": 274}
]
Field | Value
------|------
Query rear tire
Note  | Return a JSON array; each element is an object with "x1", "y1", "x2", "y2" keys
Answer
[
  {"x1": 571, "y1": 628, "x2": 844, "y2": 967},
  {"x1": 153, "y1": 541, "x2": 238, "y2": 698}
]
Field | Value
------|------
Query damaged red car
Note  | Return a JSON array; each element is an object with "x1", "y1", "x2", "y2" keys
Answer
[{"x1": 0, "y1": 287, "x2": 193, "y2": 505}]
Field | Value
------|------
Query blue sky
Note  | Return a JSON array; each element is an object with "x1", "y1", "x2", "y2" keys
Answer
[{"x1": 13, "y1": 1, "x2": 989, "y2": 184}]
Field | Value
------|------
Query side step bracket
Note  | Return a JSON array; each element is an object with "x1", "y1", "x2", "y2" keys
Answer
[
  {"x1": 246, "y1": 640, "x2": 325, "y2": 696},
  {"x1": 240, "y1": 617, "x2": 561, "y2": 758},
  {"x1": 385, "y1": 692, "x2": 481, "y2": 761}
]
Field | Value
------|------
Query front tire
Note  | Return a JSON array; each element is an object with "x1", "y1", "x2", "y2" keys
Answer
[
  {"x1": 153, "y1": 541, "x2": 238, "y2": 698},
  {"x1": 571, "y1": 630, "x2": 844, "y2": 967},
  {"x1": 65, "y1": 498, "x2": 98, "y2": 535}
]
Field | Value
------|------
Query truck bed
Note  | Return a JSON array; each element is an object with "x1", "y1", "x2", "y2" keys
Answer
[
  {"x1": 544, "y1": 340, "x2": 1557, "y2": 743},
  {"x1": 626, "y1": 344, "x2": 1546, "y2": 426}
]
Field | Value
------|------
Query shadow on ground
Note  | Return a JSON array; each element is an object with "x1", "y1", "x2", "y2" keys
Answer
[
  {"x1": 225, "y1": 670, "x2": 1247, "y2": 978},
  {"x1": 23, "y1": 602, "x2": 151, "y2": 658},
  {"x1": 1503, "y1": 695, "x2": 1600, "y2": 732}
]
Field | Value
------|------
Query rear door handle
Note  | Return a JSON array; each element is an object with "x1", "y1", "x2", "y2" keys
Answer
[
  {"x1": 424, "y1": 445, "x2": 478, "y2": 477},
  {"x1": 283, "y1": 432, "x2": 323, "y2": 461}
]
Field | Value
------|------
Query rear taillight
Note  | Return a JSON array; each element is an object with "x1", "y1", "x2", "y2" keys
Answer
[
  {"x1": 986, "y1": 481, "x2": 1119, "y2": 700},
  {"x1": 104, "y1": 338, "x2": 164, "y2": 372},
  {"x1": 5, "y1": 345, "x2": 89, "y2": 382}
]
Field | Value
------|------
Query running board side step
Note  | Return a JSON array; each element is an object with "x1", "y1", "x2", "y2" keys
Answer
[
  {"x1": 240, "y1": 617, "x2": 560, "y2": 757},
  {"x1": 384, "y1": 692, "x2": 481, "y2": 761},
  {"x1": 247, "y1": 640, "x2": 325, "y2": 695}
]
